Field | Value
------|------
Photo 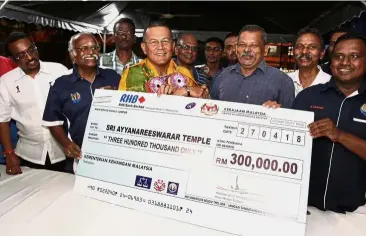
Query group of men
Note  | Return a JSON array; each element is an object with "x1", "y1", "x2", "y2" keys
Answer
[{"x1": 0, "y1": 17, "x2": 365, "y2": 214}]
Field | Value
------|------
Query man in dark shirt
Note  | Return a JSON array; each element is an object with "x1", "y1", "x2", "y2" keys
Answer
[
  {"x1": 321, "y1": 28, "x2": 351, "y2": 75},
  {"x1": 43, "y1": 33, "x2": 120, "y2": 173},
  {"x1": 211, "y1": 25, "x2": 295, "y2": 108},
  {"x1": 292, "y1": 33, "x2": 366, "y2": 213}
]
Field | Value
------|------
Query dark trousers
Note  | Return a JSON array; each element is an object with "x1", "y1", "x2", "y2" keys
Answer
[{"x1": 21, "y1": 154, "x2": 67, "y2": 173}]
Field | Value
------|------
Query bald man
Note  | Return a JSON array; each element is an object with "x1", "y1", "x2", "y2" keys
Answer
[{"x1": 175, "y1": 33, "x2": 207, "y2": 85}]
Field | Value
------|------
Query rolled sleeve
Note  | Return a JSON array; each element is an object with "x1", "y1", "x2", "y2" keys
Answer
[
  {"x1": 279, "y1": 74, "x2": 295, "y2": 109},
  {"x1": 42, "y1": 82, "x2": 65, "y2": 127},
  {"x1": 0, "y1": 79, "x2": 12, "y2": 122}
]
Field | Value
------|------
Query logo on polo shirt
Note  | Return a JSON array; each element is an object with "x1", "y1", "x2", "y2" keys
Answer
[
  {"x1": 361, "y1": 104, "x2": 366, "y2": 116},
  {"x1": 70, "y1": 92, "x2": 81, "y2": 104}
]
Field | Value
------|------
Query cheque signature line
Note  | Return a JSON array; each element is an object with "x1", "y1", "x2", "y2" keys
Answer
[
  {"x1": 91, "y1": 129, "x2": 211, "y2": 148},
  {"x1": 88, "y1": 140, "x2": 182, "y2": 157}
]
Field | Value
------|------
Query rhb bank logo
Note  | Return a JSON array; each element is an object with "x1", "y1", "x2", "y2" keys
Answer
[{"x1": 120, "y1": 94, "x2": 145, "y2": 104}]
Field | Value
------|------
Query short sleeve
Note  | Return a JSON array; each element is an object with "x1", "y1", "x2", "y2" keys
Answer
[
  {"x1": 0, "y1": 79, "x2": 13, "y2": 122},
  {"x1": 42, "y1": 81, "x2": 65, "y2": 126},
  {"x1": 278, "y1": 73, "x2": 295, "y2": 108}
]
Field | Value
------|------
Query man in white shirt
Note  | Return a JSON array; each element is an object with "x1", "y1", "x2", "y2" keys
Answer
[
  {"x1": 287, "y1": 28, "x2": 331, "y2": 96},
  {"x1": 0, "y1": 32, "x2": 68, "y2": 175}
]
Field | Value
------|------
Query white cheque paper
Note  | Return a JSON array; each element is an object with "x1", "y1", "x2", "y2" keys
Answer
[{"x1": 74, "y1": 90, "x2": 314, "y2": 236}]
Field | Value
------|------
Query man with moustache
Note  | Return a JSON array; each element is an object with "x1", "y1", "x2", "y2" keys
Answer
[
  {"x1": 175, "y1": 33, "x2": 207, "y2": 85},
  {"x1": 0, "y1": 32, "x2": 68, "y2": 174},
  {"x1": 42, "y1": 33, "x2": 120, "y2": 173},
  {"x1": 211, "y1": 25, "x2": 295, "y2": 108},
  {"x1": 100, "y1": 18, "x2": 141, "y2": 75},
  {"x1": 118, "y1": 21, "x2": 208, "y2": 98},
  {"x1": 292, "y1": 33, "x2": 366, "y2": 212},
  {"x1": 321, "y1": 28, "x2": 351, "y2": 76},
  {"x1": 223, "y1": 32, "x2": 239, "y2": 67},
  {"x1": 288, "y1": 28, "x2": 331, "y2": 96}
]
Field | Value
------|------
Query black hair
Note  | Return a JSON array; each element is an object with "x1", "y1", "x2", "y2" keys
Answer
[
  {"x1": 205, "y1": 37, "x2": 224, "y2": 49},
  {"x1": 142, "y1": 21, "x2": 172, "y2": 42},
  {"x1": 5, "y1": 32, "x2": 31, "y2": 56},
  {"x1": 224, "y1": 32, "x2": 238, "y2": 41},
  {"x1": 238, "y1": 24, "x2": 267, "y2": 44},
  {"x1": 333, "y1": 32, "x2": 366, "y2": 51},
  {"x1": 296, "y1": 28, "x2": 324, "y2": 50},
  {"x1": 113, "y1": 17, "x2": 136, "y2": 34},
  {"x1": 329, "y1": 27, "x2": 353, "y2": 38}
]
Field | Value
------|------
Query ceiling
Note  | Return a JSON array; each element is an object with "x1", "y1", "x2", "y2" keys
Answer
[{"x1": 1, "y1": 1, "x2": 365, "y2": 36}]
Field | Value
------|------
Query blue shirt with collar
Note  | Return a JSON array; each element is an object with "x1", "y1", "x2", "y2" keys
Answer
[
  {"x1": 210, "y1": 60, "x2": 295, "y2": 108},
  {"x1": 43, "y1": 65, "x2": 120, "y2": 148},
  {"x1": 292, "y1": 78, "x2": 366, "y2": 212}
]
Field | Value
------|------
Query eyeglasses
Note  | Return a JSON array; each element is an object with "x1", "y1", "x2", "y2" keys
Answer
[
  {"x1": 178, "y1": 43, "x2": 198, "y2": 52},
  {"x1": 115, "y1": 30, "x2": 134, "y2": 37},
  {"x1": 13, "y1": 44, "x2": 38, "y2": 60},
  {"x1": 205, "y1": 46, "x2": 222, "y2": 52},
  {"x1": 144, "y1": 39, "x2": 172, "y2": 48},
  {"x1": 74, "y1": 45, "x2": 100, "y2": 53}
]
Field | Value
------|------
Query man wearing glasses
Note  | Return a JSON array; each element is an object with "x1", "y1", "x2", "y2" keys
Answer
[
  {"x1": 0, "y1": 32, "x2": 68, "y2": 175},
  {"x1": 99, "y1": 18, "x2": 141, "y2": 75},
  {"x1": 175, "y1": 33, "x2": 207, "y2": 86},
  {"x1": 118, "y1": 21, "x2": 208, "y2": 98},
  {"x1": 42, "y1": 33, "x2": 120, "y2": 173}
]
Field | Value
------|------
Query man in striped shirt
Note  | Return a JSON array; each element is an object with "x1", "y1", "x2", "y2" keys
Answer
[
  {"x1": 175, "y1": 33, "x2": 207, "y2": 86},
  {"x1": 99, "y1": 18, "x2": 141, "y2": 75}
]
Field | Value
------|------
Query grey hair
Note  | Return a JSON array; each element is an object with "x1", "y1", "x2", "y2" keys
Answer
[
  {"x1": 68, "y1": 32, "x2": 99, "y2": 52},
  {"x1": 239, "y1": 24, "x2": 268, "y2": 45}
]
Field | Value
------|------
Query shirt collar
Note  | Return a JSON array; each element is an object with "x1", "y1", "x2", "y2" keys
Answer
[
  {"x1": 232, "y1": 60, "x2": 267, "y2": 75},
  {"x1": 18, "y1": 60, "x2": 52, "y2": 77},
  {"x1": 321, "y1": 77, "x2": 366, "y2": 94},
  {"x1": 292, "y1": 65, "x2": 328, "y2": 86},
  {"x1": 112, "y1": 50, "x2": 138, "y2": 64},
  {"x1": 70, "y1": 64, "x2": 102, "y2": 83}
]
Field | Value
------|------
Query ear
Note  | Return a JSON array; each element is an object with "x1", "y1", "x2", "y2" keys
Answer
[
  {"x1": 172, "y1": 41, "x2": 176, "y2": 50},
  {"x1": 264, "y1": 44, "x2": 269, "y2": 56},
  {"x1": 141, "y1": 42, "x2": 147, "y2": 55},
  {"x1": 174, "y1": 45, "x2": 179, "y2": 56},
  {"x1": 69, "y1": 51, "x2": 76, "y2": 63},
  {"x1": 319, "y1": 48, "x2": 325, "y2": 60},
  {"x1": 132, "y1": 35, "x2": 136, "y2": 44}
]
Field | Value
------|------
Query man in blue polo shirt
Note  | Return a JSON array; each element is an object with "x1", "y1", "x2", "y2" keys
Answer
[
  {"x1": 42, "y1": 33, "x2": 120, "y2": 173},
  {"x1": 210, "y1": 25, "x2": 295, "y2": 108},
  {"x1": 292, "y1": 33, "x2": 366, "y2": 213}
]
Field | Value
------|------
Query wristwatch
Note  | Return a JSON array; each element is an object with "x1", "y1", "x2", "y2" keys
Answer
[{"x1": 185, "y1": 86, "x2": 190, "y2": 97}]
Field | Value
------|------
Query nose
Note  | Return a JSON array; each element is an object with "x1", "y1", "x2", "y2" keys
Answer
[
  {"x1": 301, "y1": 47, "x2": 309, "y2": 54},
  {"x1": 24, "y1": 52, "x2": 33, "y2": 61},
  {"x1": 341, "y1": 56, "x2": 351, "y2": 66}
]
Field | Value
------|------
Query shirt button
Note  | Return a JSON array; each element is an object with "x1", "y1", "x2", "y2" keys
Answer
[{"x1": 246, "y1": 95, "x2": 249, "y2": 99}]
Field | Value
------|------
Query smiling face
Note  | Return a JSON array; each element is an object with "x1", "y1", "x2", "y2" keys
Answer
[
  {"x1": 8, "y1": 38, "x2": 40, "y2": 74},
  {"x1": 331, "y1": 38, "x2": 366, "y2": 84},
  {"x1": 294, "y1": 33, "x2": 324, "y2": 69},
  {"x1": 236, "y1": 31, "x2": 265, "y2": 70},
  {"x1": 175, "y1": 34, "x2": 198, "y2": 67},
  {"x1": 70, "y1": 34, "x2": 100, "y2": 68},
  {"x1": 141, "y1": 26, "x2": 174, "y2": 66}
]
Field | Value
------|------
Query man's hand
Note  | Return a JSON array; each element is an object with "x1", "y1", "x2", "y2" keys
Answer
[
  {"x1": 64, "y1": 142, "x2": 82, "y2": 159},
  {"x1": 308, "y1": 118, "x2": 341, "y2": 142},
  {"x1": 189, "y1": 85, "x2": 210, "y2": 98},
  {"x1": 157, "y1": 84, "x2": 175, "y2": 96},
  {"x1": 263, "y1": 100, "x2": 281, "y2": 108},
  {"x1": 6, "y1": 153, "x2": 22, "y2": 175}
]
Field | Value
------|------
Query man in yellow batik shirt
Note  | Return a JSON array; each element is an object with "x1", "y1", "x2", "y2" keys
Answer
[{"x1": 118, "y1": 21, "x2": 209, "y2": 98}]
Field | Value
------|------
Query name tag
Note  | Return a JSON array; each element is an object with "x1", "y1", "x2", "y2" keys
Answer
[{"x1": 353, "y1": 118, "x2": 366, "y2": 124}]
